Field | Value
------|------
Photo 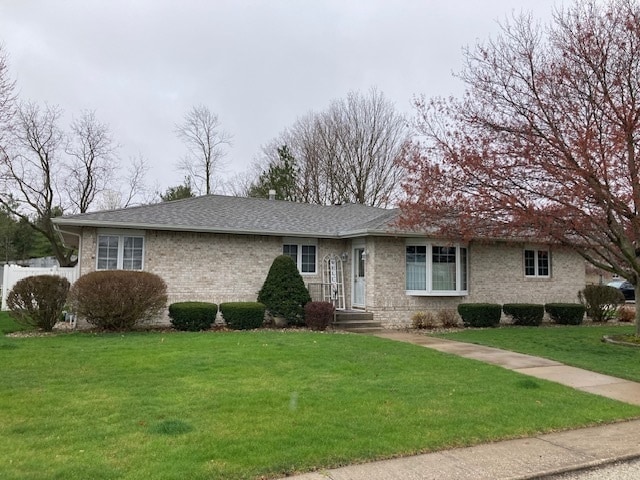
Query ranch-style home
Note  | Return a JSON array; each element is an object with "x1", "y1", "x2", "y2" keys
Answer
[{"x1": 52, "y1": 194, "x2": 585, "y2": 328}]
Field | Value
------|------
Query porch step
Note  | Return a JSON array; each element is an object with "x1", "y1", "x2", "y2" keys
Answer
[{"x1": 333, "y1": 311, "x2": 383, "y2": 333}]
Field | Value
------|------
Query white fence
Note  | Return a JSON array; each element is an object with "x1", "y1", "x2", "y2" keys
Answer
[{"x1": 1, "y1": 264, "x2": 80, "y2": 311}]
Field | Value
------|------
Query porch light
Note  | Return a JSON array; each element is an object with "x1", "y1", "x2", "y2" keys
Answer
[{"x1": 340, "y1": 252, "x2": 348, "y2": 262}]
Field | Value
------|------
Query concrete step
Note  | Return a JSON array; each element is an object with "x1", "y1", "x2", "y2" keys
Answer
[{"x1": 333, "y1": 311, "x2": 382, "y2": 333}]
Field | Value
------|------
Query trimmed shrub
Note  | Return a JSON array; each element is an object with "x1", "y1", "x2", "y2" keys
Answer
[
  {"x1": 457, "y1": 303, "x2": 502, "y2": 328},
  {"x1": 578, "y1": 285, "x2": 625, "y2": 322},
  {"x1": 257, "y1": 255, "x2": 311, "y2": 325},
  {"x1": 220, "y1": 302, "x2": 266, "y2": 330},
  {"x1": 7, "y1": 275, "x2": 70, "y2": 332},
  {"x1": 545, "y1": 303, "x2": 585, "y2": 325},
  {"x1": 68, "y1": 270, "x2": 167, "y2": 331},
  {"x1": 437, "y1": 308, "x2": 460, "y2": 328},
  {"x1": 168, "y1": 302, "x2": 218, "y2": 331},
  {"x1": 503, "y1": 304, "x2": 544, "y2": 326},
  {"x1": 304, "y1": 301, "x2": 335, "y2": 331}
]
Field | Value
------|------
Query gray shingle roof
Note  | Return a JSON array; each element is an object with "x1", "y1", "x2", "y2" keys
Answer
[{"x1": 53, "y1": 195, "x2": 401, "y2": 238}]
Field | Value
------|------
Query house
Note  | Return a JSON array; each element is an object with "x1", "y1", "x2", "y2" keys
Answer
[{"x1": 52, "y1": 194, "x2": 585, "y2": 328}]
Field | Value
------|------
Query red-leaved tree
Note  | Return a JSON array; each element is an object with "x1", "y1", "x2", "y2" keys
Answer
[{"x1": 399, "y1": 0, "x2": 640, "y2": 331}]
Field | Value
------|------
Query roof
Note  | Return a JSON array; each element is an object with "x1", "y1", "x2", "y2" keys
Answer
[{"x1": 52, "y1": 194, "x2": 402, "y2": 239}]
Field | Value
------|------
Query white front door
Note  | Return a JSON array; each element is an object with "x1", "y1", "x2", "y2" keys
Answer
[{"x1": 353, "y1": 247, "x2": 366, "y2": 308}]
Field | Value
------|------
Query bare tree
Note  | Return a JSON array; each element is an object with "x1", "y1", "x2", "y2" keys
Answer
[
  {"x1": 253, "y1": 89, "x2": 409, "y2": 207},
  {"x1": 65, "y1": 110, "x2": 118, "y2": 213},
  {"x1": 0, "y1": 102, "x2": 73, "y2": 265},
  {"x1": 0, "y1": 44, "x2": 16, "y2": 149},
  {"x1": 175, "y1": 105, "x2": 232, "y2": 195},
  {"x1": 1, "y1": 100, "x2": 145, "y2": 265}
]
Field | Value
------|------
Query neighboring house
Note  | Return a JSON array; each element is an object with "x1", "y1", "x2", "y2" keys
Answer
[{"x1": 52, "y1": 195, "x2": 584, "y2": 328}]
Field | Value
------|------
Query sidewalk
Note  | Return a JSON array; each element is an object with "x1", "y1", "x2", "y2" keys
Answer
[{"x1": 279, "y1": 332, "x2": 640, "y2": 480}]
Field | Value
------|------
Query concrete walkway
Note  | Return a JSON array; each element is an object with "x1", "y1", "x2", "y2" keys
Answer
[
  {"x1": 374, "y1": 332, "x2": 640, "y2": 406},
  {"x1": 279, "y1": 332, "x2": 640, "y2": 480}
]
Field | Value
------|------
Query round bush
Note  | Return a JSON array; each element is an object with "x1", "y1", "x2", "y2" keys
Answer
[
  {"x1": 168, "y1": 302, "x2": 218, "y2": 331},
  {"x1": 457, "y1": 303, "x2": 502, "y2": 328},
  {"x1": 257, "y1": 255, "x2": 311, "y2": 325},
  {"x1": 68, "y1": 270, "x2": 167, "y2": 330},
  {"x1": 503, "y1": 304, "x2": 544, "y2": 326},
  {"x1": 304, "y1": 301, "x2": 335, "y2": 331},
  {"x1": 578, "y1": 285, "x2": 625, "y2": 322},
  {"x1": 220, "y1": 302, "x2": 266, "y2": 330},
  {"x1": 545, "y1": 303, "x2": 585, "y2": 325},
  {"x1": 7, "y1": 275, "x2": 70, "y2": 332}
]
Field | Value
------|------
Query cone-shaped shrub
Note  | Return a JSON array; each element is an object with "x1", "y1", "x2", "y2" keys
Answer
[{"x1": 258, "y1": 255, "x2": 311, "y2": 325}]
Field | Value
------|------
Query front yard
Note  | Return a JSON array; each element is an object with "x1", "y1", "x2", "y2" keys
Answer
[{"x1": 1, "y1": 325, "x2": 640, "y2": 479}]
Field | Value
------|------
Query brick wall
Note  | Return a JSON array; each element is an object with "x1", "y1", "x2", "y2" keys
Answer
[
  {"x1": 78, "y1": 229, "x2": 584, "y2": 329},
  {"x1": 78, "y1": 228, "x2": 350, "y2": 323},
  {"x1": 366, "y1": 237, "x2": 585, "y2": 328}
]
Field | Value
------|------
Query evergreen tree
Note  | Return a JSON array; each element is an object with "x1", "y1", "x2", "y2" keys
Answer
[{"x1": 248, "y1": 145, "x2": 298, "y2": 201}]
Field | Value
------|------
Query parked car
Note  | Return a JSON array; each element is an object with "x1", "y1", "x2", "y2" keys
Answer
[{"x1": 607, "y1": 280, "x2": 636, "y2": 301}]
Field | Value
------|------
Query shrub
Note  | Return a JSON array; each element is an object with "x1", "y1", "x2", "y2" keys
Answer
[
  {"x1": 68, "y1": 270, "x2": 167, "y2": 331},
  {"x1": 503, "y1": 304, "x2": 544, "y2": 326},
  {"x1": 168, "y1": 302, "x2": 218, "y2": 331},
  {"x1": 257, "y1": 255, "x2": 311, "y2": 325},
  {"x1": 457, "y1": 303, "x2": 502, "y2": 328},
  {"x1": 545, "y1": 303, "x2": 585, "y2": 325},
  {"x1": 617, "y1": 305, "x2": 636, "y2": 323},
  {"x1": 411, "y1": 311, "x2": 433, "y2": 329},
  {"x1": 437, "y1": 308, "x2": 460, "y2": 328},
  {"x1": 7, "y1": 275, "x2": 70, "y2": 332},
  {"x1": 578, "y1": 285, "x2": 625, "y2": 322},
  {"x1": 220, "y1": 302, "x2": 266, "y2": 330},
  {"x1": 304, "y1": 301, "x2": 335, "y2": 331}
]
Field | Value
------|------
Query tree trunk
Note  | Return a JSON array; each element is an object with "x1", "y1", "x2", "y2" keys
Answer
[{"x1": 636, "y1": 283, "x2": 640, "y2": 336}]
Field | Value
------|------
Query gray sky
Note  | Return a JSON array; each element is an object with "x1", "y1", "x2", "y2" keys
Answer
[{"x1": 0, "y1": 0, "x2": 561, "y2": 194}]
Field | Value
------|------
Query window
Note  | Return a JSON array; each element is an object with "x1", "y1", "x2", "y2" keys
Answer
[
  {"x1": 524, "y1": 249, "x2": 550, "y2": 277},
  {"x1": 406, "y1": 243, "x2": 468, "y2": 295},
  {"x1": 97, "y1": 234, "x2": 144, "y2": 270},
  {"x1": 282, "y1": 240, "x2": 317, "y2": 274}
]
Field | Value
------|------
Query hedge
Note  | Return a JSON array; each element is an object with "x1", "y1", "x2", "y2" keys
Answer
[
  {"x1": 545, "y1": 303, "x2": 585, "y2": 325},
  {"x1": 457, "y1": 303, "x2": 502, "y2": 328},
  {"x1": 220, "y1": 302, "x2": 266, "y2": 330},
  {"x1": 168, "y1": 302, "x2": 218, "y2": 331},
  {"x1": 502, "y1": 303, "x2": 544, "y2": 326}
]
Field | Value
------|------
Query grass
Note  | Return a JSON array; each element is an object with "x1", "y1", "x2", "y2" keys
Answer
[
  {"x1": 437, "y1": 324, "x2": 640, "y2": 382},
  {"x1": 0, "y1": 310, "x2": 30, "y2": 334},
  {"x1": 1, "y1": 330, "x2": 639, "y2": 480}
]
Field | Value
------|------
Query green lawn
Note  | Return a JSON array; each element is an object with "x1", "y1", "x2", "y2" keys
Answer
[
  {"x1": 0, "y1": 310, "x2": 30, "y2": 335},
  {"x1": 437, "y1": 324, "x2": 640, "y2": 382},
  {"x1": 1, "y1": 330, "x2": 639, "y2": 480}
]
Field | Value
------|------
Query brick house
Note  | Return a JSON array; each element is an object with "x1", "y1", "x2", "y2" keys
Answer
[{"x1": 53, "y1": 194, "x2": 584, "y2": 328}]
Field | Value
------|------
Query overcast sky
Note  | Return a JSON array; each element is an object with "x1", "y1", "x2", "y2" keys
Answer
[{"x1": 0, "y1": 0, "x2": 562, "y2": 195}]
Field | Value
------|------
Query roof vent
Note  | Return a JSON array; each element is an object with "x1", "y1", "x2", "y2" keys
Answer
[{"x1": 268, "y1": 189, "x2": 276, "y2": 200}]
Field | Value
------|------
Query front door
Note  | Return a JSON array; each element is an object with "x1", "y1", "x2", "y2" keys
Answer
[{"x1": 353, "y1": 247, "x2": 365, "y2": 308}]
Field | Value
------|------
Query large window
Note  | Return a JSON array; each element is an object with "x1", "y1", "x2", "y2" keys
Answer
[
  {"x1": 283, "y1": 239, "x2": 317, "y2": 274},
  {"x1": 97, "y1": 234, "x2": 144, "y2": 270},
  {"x1": 406, "y1": 243, "x2": 468, "y2": 295},
  {"x1": 524, "y1": 249, "x2": 550, "y2": 277}
]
